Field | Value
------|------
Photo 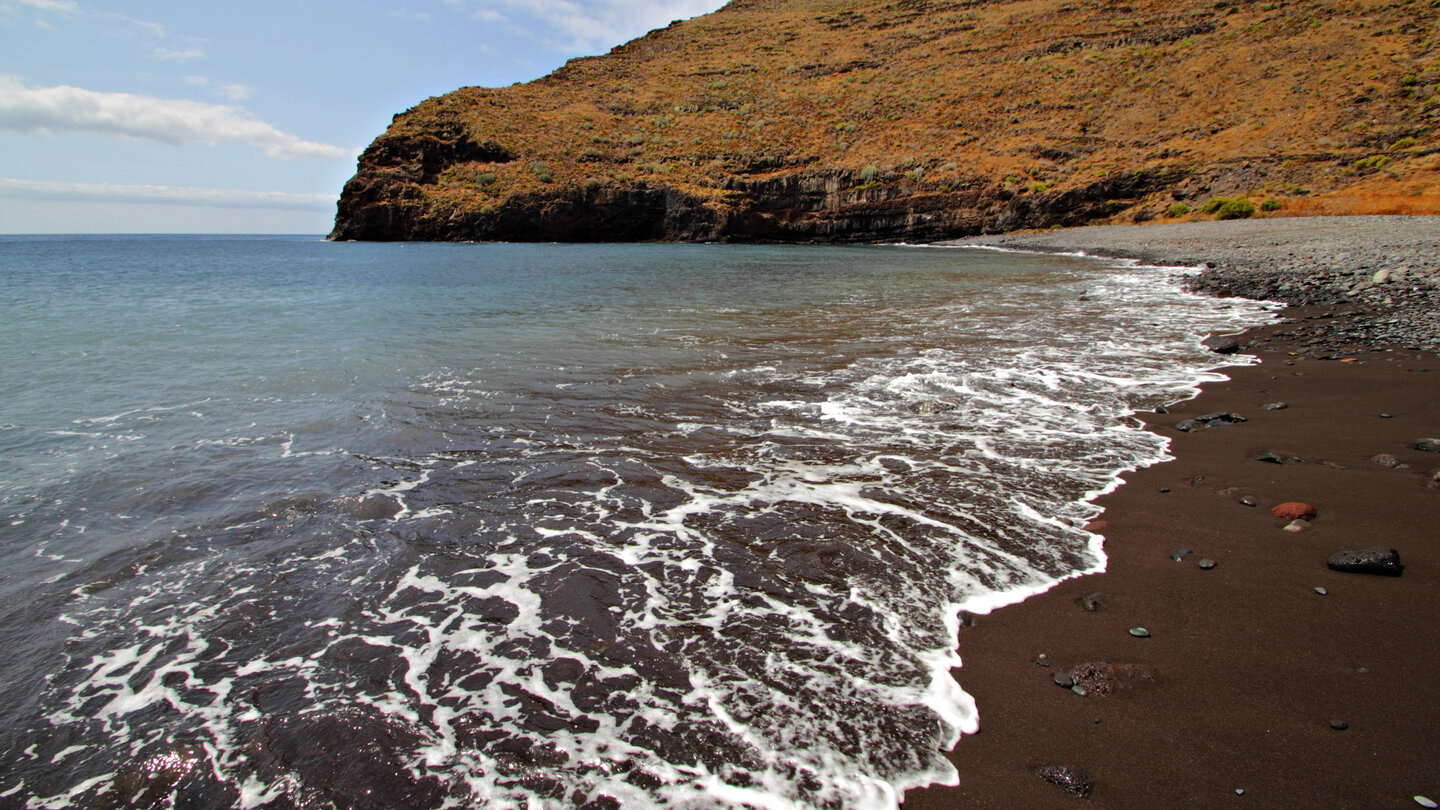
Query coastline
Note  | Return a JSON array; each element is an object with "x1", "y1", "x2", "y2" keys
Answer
[{"x1": 907, "y1": 217, "x2": 1440, "y2": 807}]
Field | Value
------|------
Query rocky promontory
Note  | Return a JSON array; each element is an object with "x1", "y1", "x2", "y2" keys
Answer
[{"x1": 332, "y1": 0, "x2": 1440, "y2": 243}]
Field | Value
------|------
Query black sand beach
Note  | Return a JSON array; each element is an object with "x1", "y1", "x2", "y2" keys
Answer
[{"x1": 907, "y1": 216, "x2": 1440, "y2": 808}]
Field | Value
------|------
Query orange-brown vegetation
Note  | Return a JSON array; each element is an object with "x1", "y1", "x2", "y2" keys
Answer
[{"x1": 333, "y1": 0, "x2": 1440, "y2": 241}]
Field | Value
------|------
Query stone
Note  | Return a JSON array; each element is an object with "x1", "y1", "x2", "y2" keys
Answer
[
  {"x1": 1170, "y1": 548, "x2": 1193, "y2": 562},
  {"x1": 1429, "y1": 470, "x2": 1440, "y2": 491},
  {"x1": 1327, "y1": 547, "x2": 1405, "y2": 577},
  {"x1": 1203, "y1": 335, "x2": 1242, "y2": 355},
  {"x1": 1083, "y1": 519, "x2": 1109, "y2": 532},
  {"x1": 1283, "y1": 519, "x2": 1310, "y2": 532},
  {"x1": 1371, "y1": 453, "x2": 1402, "y2": 468},
  {"x1": 1373, "y1": 268, "x2": 1392, "y2": 284},
  {"x1": 1036, "y1": 653, "x2": 1051, "y2": 668},
  {"x1": 1264, "y1": 402, "x2": 1289, "y2": 410},
  {"x1": 1257, "y1": 450, "x2": 1284, "y2": 464},
  {"x1": 1128, "y1": 627, "x2": 1150, "y2": 638},
  {"x1": 1198, "y1": 558, "x2": 1217, "y2": 569},
  {"x1": 1315, "y1": 587, "x2": 1328, "y2": 595},
  {"x1": 1071, "y1": 685, "x2": 1088, "y2": 697},
  {"x1": 1415, "y1": 438, "x2": 1440, "y2": 452},
  {"x1": 1036, "y1": 765, "x2": 1093, "y2": 799},
  {"x1": 1415, "y1": 796, "x2": 1438, "y2": 809},
  {"x1": 1272, "y1": 502, "x2": 1317, "y2": 520},
  {"x1": 1053, "y1": 672, "x2": 1075, "y2": 688},
  {"x1": 1379, "y1": 412, "x2": 1394, "y2": 418},
  {"x1": 1329, "y1": 720, "x2": 1349, "y2": 731},
  {"x1": 1082, "y1": 592, "x2": 1103, "y2": 612},
  {"x1": 1239, "y1": 497, "x2": 1257, "y2": 507},
  {"x1": 1197, "y1": 411, "x2": 1247, "y2": 425}
]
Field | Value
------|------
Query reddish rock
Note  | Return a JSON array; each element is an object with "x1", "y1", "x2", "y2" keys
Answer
[
  {"x1": 1272, "y1": 502, "x2": 1318, "y2": 520},
  {"x1": 1371, "y1": 453, "x2": 1401, "y2": 468},
  {"x1": 1083, "y1": 520, "x2": 1109, "y2": 532}
]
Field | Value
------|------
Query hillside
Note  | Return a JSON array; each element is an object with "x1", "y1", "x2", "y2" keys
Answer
[{"x1": 330, "y1": 0, "x2": 1440, "y2": 242}]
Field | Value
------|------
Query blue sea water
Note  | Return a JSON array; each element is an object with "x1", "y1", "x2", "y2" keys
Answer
[{"x1": 0, "y1": 235, "x2": 1274, "y2": 809}]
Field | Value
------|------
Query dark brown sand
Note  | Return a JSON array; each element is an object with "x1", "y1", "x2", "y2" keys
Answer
[{"x1": 904, "y1": 310, "x2": 1440, "y2": 808}]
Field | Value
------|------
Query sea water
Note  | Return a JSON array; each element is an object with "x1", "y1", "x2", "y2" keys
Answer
[{"x1": 0, "y1": 236, "x2": 1275, "y2": 809}]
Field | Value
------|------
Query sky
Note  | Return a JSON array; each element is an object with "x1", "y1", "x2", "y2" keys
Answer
[{"x1": 0, "y1": 0, "x2": 728, "y2": 234}]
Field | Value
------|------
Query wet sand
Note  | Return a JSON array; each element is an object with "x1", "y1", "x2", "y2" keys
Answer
[{"x1": 908, "y1": 221, "x2": 1440, "y2": 808}]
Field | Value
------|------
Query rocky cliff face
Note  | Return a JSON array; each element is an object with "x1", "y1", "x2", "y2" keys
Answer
[{"x1": 331, "y1": 0, "x2": 1440, "y2": 243}]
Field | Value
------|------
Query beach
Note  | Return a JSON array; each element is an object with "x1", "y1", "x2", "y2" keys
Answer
[{"x1": 906, "y1": 216, "x2": 1440, "y2": 807}]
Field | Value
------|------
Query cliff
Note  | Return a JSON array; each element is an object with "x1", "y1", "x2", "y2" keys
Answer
[{"x1": 331, "y1": 0, "x2": 1440, "y2": 243}]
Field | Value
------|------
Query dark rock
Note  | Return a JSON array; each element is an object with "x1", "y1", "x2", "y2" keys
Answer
[
  {"x1": 1190, "y1": 475, "x2": 1206, "y2": 487},
  {"x1": 1203, "y1": 335, "x2": 1242, "y2": 354},
  {"x1": 1264, "y1": 402, "x2": 1289, "y2": 410},
  {"x1": 1239, "y1": 496, "x2": 1257, "y2": 507},
  {"x1": 1081, "y1": 592, "x2": 1103, "y2": 612},
  {"x1": 1256, "y1": 450, "x2": 1284, "y2": 464},
  {"x1": 1174, "y1": 419, "x2": 1201, "y2": 432},
  {"x1": 1197, "y1": 411, "x2": 1247, "y2": 425},
  {"x1": 1198, "y1": 558, "x2": 1217, "y2": 569},
  {"x1": 1035, "y1": 654, "x2": 1052, "y2": 668},
  {"x1": 1272, "y1": 502, "x2": 1317, "y2": 520},
  {"x1": 1154, "y1": 405, "x2": 1169, "y2": 414},
  {"x1": 1415, "y1": 438, "x2": 1440, "y2": 452},
  {"x1": 1327, "y1": 547, "x2": 1404, "y2": 576},
  {"x1": 1053, "y1": 672, "x2": 1075, "y2": 688},
  {"x1": 1283, "y1": 456, "x2": 1305, "y2": 465},
  {"x1": 1329, "y1": 720, "x2": 1349, "y2": 731},
  {"x1": 1036, "y1": 765, "x2": 1094, "y2": 799},
  {"x1": 1378, "y1": 412, "x2": 1394, "y2": 418}
]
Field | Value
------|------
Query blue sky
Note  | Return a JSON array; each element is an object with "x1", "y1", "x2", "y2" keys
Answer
[{"x1": 0, "y1": 0, "x2": 727, "y2": 233}]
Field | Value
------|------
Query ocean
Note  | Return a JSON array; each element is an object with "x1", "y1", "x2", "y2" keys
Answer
[{"x1": 0, "y1": 235, "x2": 1274, "y2": 809}]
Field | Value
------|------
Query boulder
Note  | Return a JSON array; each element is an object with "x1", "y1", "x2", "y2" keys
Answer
[
  {"x1": 1327, "y1": 548, "x2": 1404, "y2": 576},
  {"x1": 1415, "y1": 438, "x2": 1440, "y2": 452}
]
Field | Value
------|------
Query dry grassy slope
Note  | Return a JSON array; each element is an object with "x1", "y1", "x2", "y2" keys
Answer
[{"x1": 331, "y1": 0, "x2": 1440, "y2": 241}]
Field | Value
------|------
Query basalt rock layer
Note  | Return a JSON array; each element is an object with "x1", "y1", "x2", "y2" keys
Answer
[{"x1": 332, "y1": 0, "x2": 1440, "y2": 243}]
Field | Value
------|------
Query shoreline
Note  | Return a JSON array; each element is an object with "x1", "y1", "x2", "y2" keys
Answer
[{"x1": 907, "y1": 217, "x2": 1440, "y2": 807}]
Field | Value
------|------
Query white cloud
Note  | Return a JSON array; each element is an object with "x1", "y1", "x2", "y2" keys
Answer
[
  {"x1": 459, "y1": 0, "x2": 726, "y2": 50},
  {"x1": 0, "y1": 177, "x2": 337, "y2": 210},
  {"x1": 152, "y1": 45, "x2": 206, "y2": 62},
  {"x1": 8, "y1": 0, "x2": 77, "y2": 12},
  {"x1": 218, "y1": 83, "x2": 251, "y2": 101},
  {"x1": 0, "y1": 75, "x2": 350, "y2": 160}
]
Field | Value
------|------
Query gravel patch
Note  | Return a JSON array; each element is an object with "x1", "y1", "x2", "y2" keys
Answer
[{"x1": 944, "y1": 216, "x2": 1440, "y2": 352}]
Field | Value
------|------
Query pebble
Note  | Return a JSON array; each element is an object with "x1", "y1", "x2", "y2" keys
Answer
[
  {"x1": 1315, "y1": 586, "x2": 1328, "y2": 595},
  {"x1": 1236, "y1": 788, "x2": 1246, "y2": 796},
  {"x1": 1171, "y1": 548, "x2": 1193, "y2": 562},
  {"x1": 1284, "y1": 519, "x2": 1310, "y2": 532},
  {"x1": 1082, "y1": 592, "x2": 1102, "y2": 612},
  {"x1": 1198, "y1": 558, "x2": 1217, "y2": 569},
  {"x1": 1329, "y1": 720, "x2": 1349, "y2": 731},
  {"x1": 1071, "y1": 685, "x2": 1088, "y2": 697},
  {"x1": 1416, "y1": 796, "x2": 1438, "y2": 809},
  {"x1": 1159, "y1": 487, "x2": 1171, "y2": 493},
  {"x1": 1416, "y1": 438, "x2": 1440, "y2": 452},
  {"x1": 1053, "y1": 672, "x2": 1075, "y2": 688},
  {"x1": 1372, "y1": 453, "x2": 1402, "y2": 468},
  {"x1": 1129, "y1": 627, "x2": 1150, "y2": 638},
  {"x1": 1264, "y1": 402, "x2": 1288, "y2": 410},
  {"x1": 1239, "y1": 497, "x2": 1257, "y2": 507},
  {"x1": 1256, "y1": 450, "x2": 1284, "y2": 464},
  {"x1": 1379, "y1": 412, "x2": 1394, "y2": 418},
  {"x1": 1272, "y1": 502, "x2": 1318, "y2": 521},
  {"x1": 1036, "y1": 654, "x2": 1051, "y2": 668}
]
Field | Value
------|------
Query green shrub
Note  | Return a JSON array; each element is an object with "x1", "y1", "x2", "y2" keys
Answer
[
  {"x1": 1166, "y1": 202, "x2": 1191, "y2": 217},
  {"x1": 1389, "y1": 136, "x2": 1418, "y2": 151},
  {"x1": 1355, "y1": 154, "x2": 1392, "y2": 170},
  {"x1": 474, "y1": 172, "x2": 497, "y2": 188},
  {"x1": 1199, "y1": 196, "x2": 1230, "y2": 214},
  {"x1": 532, "y1": 161, "x2": 553, "y2": 183},
  {"x1": 1260, "y1": 198, "x2": 1283, "y2": 212},
  {"x1": 859, "y1": 165, "x2": 879, "y2": 182},
  {"x1": 1215, "y1": 199, "x2": 1256, "y2": 220}
]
